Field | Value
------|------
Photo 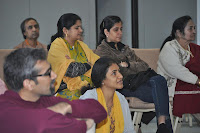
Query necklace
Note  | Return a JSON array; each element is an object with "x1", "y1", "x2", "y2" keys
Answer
[
  {"x1": 107, "y1": 104, "x2": 115, "y2": 133},
  {"x1": 107, "y1": 104, "x2": 113, "y2": 116}
]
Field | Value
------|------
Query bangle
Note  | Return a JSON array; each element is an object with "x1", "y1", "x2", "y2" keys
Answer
[{"x1": 198, "y1": 81, "x2": 200, "y2": 86}]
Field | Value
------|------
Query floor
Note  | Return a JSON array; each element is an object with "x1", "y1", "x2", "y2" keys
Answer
[{"x1": 141, "y1": 117, "x2": 200, "y2": 133}]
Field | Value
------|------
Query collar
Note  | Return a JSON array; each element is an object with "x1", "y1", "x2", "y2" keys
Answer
[
  {"x1": 105, "y1": 40, "x2": 125, "y2": 51},
  {"x1": 25, "y1": 39, "x2": 39, "y2": 47}
]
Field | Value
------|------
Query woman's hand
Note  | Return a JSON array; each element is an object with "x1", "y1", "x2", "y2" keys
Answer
[{"x1": 120, "y1": 61, "x2": 128, "y2": 67}]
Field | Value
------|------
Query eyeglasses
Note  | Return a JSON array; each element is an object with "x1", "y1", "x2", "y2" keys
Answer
[{"x1": 32, "y1": 67, "x2": 52, "y2": 77}]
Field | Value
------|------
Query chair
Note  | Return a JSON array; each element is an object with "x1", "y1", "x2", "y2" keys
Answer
[
  {"x1": 185, "y1": 114, "x2": 193, "y2": 127},
  {"x1": 129, "y1": 107, "x2": 155, "y2": 133},
  {"x1": 129, "y1": 100, "x2": 174, "y2": 133},
  {"x1": 173, "y1": 116, "x2": 182, "y2": 133},
  {"x1": 169, "y1": 96, "x2": 193, "y2": 133},
  {"x1": 173, "y1": 114, "x2": 193, "y2": 133}
]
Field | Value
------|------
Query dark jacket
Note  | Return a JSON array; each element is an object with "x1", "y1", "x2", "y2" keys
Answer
[{"x1": 95, "y1": 40, "x2": 149, "y2": 77}]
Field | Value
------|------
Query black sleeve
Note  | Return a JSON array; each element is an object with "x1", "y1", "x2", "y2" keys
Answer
[{"x1": 65, "y1": 62, "x2": 91, "y2": 77}]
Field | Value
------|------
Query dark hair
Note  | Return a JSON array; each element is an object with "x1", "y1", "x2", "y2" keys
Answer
[
  {"x1": 160, "y1": 15, "x2": 192, "y2": 51},
  {"x1": 3, "y1": 48, "x2": 47, "y2": 92},
  {"x1": 81, "y1": 57, "x2": 117, "y2": 94},
  {"x1": 47, "y1": 13, "x2": 83, "y2": 51},
  {"x1": 50, "y1": 13, "x2": 81, "y2": 44},
  {"x1": 21, "y1": 18, "x2": 39, "y2": 39},
  {"x1": 98, "y1": 16, "x2": 122, "y2": 45}
]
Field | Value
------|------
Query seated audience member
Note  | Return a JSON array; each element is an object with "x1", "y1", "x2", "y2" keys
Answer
[
  {"x1": 80, "y1": 57, "x2": 135, "y2": 133},
  {"x1": 0, "y1": 78, "x2": 7, "y2": 94},
  {"x1": 0, "y1": 48, "x2": 107, "y2": 133},
  {"x1": 157, "y1": 15, "x2": 200, "y2": 119},
  {"x1": 95, "y1": 16, "x2": 173, "y2": 133},
  {"x1": 14, "y1": 18, "x2": 46, "y2": 49},
  {"x1": 47, "y1": 13, "x2": 99, "y2": 100}
]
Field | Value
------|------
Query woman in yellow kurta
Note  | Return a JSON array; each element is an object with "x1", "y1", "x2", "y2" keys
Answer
[{"x1": 47, "y1": 13, "x2": 99, "y2": 100}]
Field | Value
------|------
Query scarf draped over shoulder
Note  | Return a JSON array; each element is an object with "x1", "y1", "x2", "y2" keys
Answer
[
  {"x1": 96, "y1": 88, "x2": 124, "y2": 133},
  {"x1": 47, "y1": 37, "x2": 99, "y2": 92}
]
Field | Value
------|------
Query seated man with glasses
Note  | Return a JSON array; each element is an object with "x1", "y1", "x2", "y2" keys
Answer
[
  {"x1": 14, "y1": 18, "x2": 47, "y2": 49},
  {"x1": 0, "y1": 48, "x2": 107, "y2": 133}
]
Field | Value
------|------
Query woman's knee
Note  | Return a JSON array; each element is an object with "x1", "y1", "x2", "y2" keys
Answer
[
  {"x1": 150, "y1": 75, "x2": 166, "y2": 82},
  {"x1": 150, "y1": 75, "x2": 169, "y2": 94},
  {"x1": 150, "y1": 75, "x2": 167, "y2": 86}
]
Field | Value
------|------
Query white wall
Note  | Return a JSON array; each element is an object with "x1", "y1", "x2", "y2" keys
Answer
[
  {"x1": 0, "y1": 0, "x2": 29, "y2": 49},
  {"x1": 97, "y1": 0, "x2": 132, "y2": 47},
  {"x1": 138, "y1": 0, "x2": 197, "y2": 48},
  {"x1": 0, "y1": 0, "x2": 197, "y2": 49},
  {"x1": 0, "y1": 0, "x2": 96, "y2": 49}
]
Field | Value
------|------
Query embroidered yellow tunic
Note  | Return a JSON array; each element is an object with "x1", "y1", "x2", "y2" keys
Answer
[{"x1": 47, "y1": 37, "x2": 99, "y2": 100}]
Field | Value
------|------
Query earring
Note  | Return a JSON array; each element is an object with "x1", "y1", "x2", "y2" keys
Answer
[{"x1": 102, "y1": 82, "x2": 104, "y2": 85}]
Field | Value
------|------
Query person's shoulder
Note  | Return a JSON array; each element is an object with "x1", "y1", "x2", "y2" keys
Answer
[
  {"x1": 123, "y1": 44, "x2": 131, "y2": 50},
  {"x1": 51, "y1": 37, "x2": 65, "y2": 45},
  {"x1": 77, "y1": 40, "x2": 91, "y2": 49},
  {"x1": 14, "y1": 41, "x2": 25, "y2": 49},
  {"x1": 79, "y1": 89, "x2": 97, "y2": 100},
  {"x1": 116, "y1": 91, "x2": 127, "y2": 101},
  {"x1": 49, "y1": 38, "x2": 66, "y2": 50},
  {"x1": 97, "y1": 40, "x2": 108, "y2": 47},
  {"x1": 190, "y1": 43, "x2": 200, "y2": 47},
  {"x1": 37, "y1": 42, "x2": 47, "y2": 49},
  {"x1": 96, "y1": 43, "x2": 107, "y2": 51},
  {"x1": 38, "y1": 41, "x2": 46, "y2": 46},
  {"x1": 162, "y1": 40, "x2": 177, "y2": 51},
  {"x1": 115, "y1": 91, "x2": 129, "y2": 109},
  {"x1": 96, "y1": 41, "x2": 110, "y2": 52}
]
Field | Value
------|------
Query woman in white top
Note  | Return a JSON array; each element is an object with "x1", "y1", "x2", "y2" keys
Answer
[
  {"x1": 80, "y1": 57, "x2": 135, "y2": 133},
  {"x1": 157, "y1": 15, "x2": 200, "y2": 117}
]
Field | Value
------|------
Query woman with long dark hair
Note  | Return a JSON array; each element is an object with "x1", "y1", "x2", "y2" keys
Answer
[{"x1": 47, "y1": 13, "x2": 99, "y2": 100}]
